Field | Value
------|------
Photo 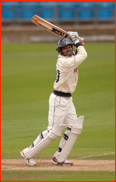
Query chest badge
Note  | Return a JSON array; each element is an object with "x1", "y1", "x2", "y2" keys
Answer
[{"x1": 74, "y1": 68, "x2": 77, "y2": 73}]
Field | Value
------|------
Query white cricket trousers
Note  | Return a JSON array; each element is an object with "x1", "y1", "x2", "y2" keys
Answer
[
  {"x1": 24, "y1": 92, "x2": 78, "y2": 159},
  {"x1": 48, "y1": 93, "x2": 78, "y2": 131}
]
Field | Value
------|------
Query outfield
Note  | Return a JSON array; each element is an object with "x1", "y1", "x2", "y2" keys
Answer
[{"x1": 1, "y1": 43, "x2": 115, "y2": 181}]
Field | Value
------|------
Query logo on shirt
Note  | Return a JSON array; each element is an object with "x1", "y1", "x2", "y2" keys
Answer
[{"x1": 74, "y1": 68, "x2": 77, "y2": 72}]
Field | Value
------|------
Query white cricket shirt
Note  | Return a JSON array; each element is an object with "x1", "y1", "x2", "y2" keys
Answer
[{"x1": 53, "y1": 45, "x2": 87, "y2": 94}]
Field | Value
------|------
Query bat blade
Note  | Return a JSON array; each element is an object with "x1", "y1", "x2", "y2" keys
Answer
[
  {"x1": 31, "y1": 15, "x2": 84, "y2": 45},
  {"x1": 31, "y1": 15, "x2": 69, "y2": 38}
]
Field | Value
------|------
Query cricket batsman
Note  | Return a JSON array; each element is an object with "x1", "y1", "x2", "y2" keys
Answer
[{"x1": 20, "y1": 31, "x2": 87, "y2": 166}]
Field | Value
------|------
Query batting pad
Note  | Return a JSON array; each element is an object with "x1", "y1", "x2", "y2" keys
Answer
[
  {"x1": 57, "y1": 116, "x2": 84, "y2": 163},
  {"x1": 54, "y1": 127, "x2": 71, "y2": 159},
  {"x1": 32, "y1": 130, "x2": 49, "y2": 147},
  {"x1": 24, "y1": 127, "x2": 63, "y2": 159}
]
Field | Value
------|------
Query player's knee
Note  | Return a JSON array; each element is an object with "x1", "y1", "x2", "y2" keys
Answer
[
  {"x1": 48, "y1": 126, "x2": 63, "y2": 140},
  {"x1": 48, "y1": 130, "x2": 61, "y2": 140},
  {"x1": 72, "y1": 116, "x2": 84, "y2": 135}
]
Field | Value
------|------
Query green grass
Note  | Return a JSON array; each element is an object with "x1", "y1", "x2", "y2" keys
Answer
[
  {"x1": 1, "y1": 171, "x2": 115, "y2": 181},
  {"x1": 1, "y1": 43, "x2": 115, "y2": 181}
]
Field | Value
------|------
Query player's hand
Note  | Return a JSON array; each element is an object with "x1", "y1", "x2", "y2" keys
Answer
[{"x1": 68, "y1": 31, "x2": 84, "y2": 44}]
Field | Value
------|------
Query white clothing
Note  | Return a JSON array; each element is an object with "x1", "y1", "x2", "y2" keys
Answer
[
  {"x1": 48, "y1": 93, "x2": 77, "y2": 132},
  {"x1": 54, "y1": 46, "x2": 87, "y2": 93},
  {"x1": 21, "y1": 43, "x2": 87, "y2": 163}
]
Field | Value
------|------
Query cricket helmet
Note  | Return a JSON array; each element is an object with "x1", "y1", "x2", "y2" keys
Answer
[{"x1": 56, "y1": 38, "x2": 73, "y2": 54}]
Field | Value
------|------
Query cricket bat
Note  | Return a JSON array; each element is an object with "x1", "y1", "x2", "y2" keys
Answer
[{"x1": 31, "y1": 15, "x2": 84, "y2": 46}]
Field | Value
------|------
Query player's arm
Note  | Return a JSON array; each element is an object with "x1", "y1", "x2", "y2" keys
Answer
[
  {"x1": 74, "y1": 43, "x2": 87, "y2": 67},
  {"x1": 68, "y1": 31, "x2": 87, "y2": 67}
]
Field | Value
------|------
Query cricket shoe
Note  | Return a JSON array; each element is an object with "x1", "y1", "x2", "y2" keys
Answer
[
  {"x1": 20, "y1": 150, "x2": 37, "y2": 166},
  {"x1": 51, "y1": 156, "x2": 73, "y2": 166}
]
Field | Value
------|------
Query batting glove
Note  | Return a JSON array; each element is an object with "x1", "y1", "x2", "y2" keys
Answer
[{"x1": 68, "y1": 31, "x2": 84, "y2": 44}]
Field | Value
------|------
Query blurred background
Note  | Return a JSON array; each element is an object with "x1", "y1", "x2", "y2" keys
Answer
[
  {"x1": 1, "y1": 1, "x2": 115, "y2": 43},
  {"x1": 1, "y1": 2, "x2": 115, "y2": 180}
]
